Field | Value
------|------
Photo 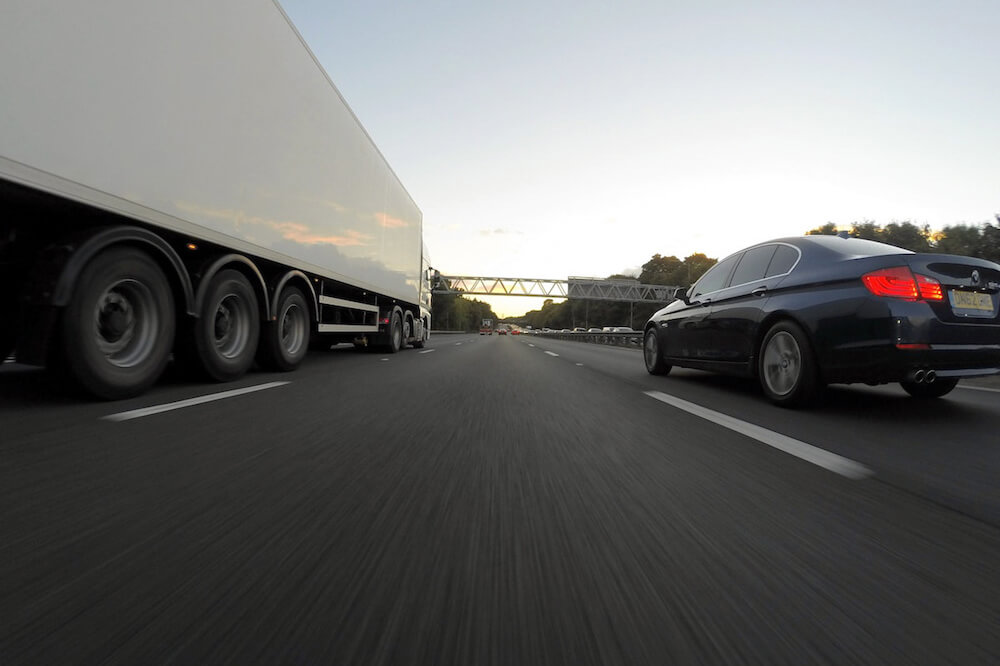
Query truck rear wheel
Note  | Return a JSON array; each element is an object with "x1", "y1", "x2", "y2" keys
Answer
[
  {"x1": 258, "y1": 286, "x2": 309, "y2": 371},
  {"x1": 192, "y1": 269, "x2": 259, "y2": 381},
  {"x1": 60, "y1": 247, "x2": 175, "y2": 399}
]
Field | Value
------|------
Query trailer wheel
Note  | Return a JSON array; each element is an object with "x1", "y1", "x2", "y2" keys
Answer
[
  {"x1": 386, "y1": 310, "x2": 403, "y2": 353},
  {"x1": 60, "y1": 247, "x2": 175, "y2": 399},
  {"x1": 403, "y1": 316, "x2": 413, "y2": 348},
  {"x1": 192, "y1": 269, "x2": 259, "y2": 381},
  {"x1": 258, "y1": 286, "x2": 309, "y2": 371}
]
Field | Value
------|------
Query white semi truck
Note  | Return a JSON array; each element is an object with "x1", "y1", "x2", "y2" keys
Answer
[{"x1": 0, "y1": 0, "x2": 432, "y2": 399}]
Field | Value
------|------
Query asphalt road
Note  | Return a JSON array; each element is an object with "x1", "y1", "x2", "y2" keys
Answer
[{"x1": 2, "y1": 334, "x2": 1000, "y2": 664}]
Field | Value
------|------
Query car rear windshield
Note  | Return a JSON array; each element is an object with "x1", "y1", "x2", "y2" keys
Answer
[{"x1": 804, "y1": 235, "x2": 912, "y2": 258}]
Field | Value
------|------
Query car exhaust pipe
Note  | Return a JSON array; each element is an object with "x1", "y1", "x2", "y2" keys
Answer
[
  {"x1": 912, "y1": 369, "x2": 925, "y2": 383},
  {"x1": 925, "y1": 370, "x2": 936, "y2": 384}
]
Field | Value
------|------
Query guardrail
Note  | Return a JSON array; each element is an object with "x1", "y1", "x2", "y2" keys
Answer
[{"x1": 529, "y1": 331, "x2": 643, "y2": 348}]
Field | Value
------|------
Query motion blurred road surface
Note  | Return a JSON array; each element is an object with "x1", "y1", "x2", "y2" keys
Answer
[{"x1": 2, "y1": 334, "x2": 1000, "y2": 663}]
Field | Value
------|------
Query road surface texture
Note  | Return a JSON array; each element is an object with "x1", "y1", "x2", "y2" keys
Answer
[{"x1": 2, "y1": 333, "x2": 1000, "y2": 664}]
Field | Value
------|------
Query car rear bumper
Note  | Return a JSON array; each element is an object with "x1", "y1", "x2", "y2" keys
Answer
[
  {"x1": 815, "y1": 299, "x2": 1000, "y2": 383},
  {"x1": 822, "y1": 343, "x2": 1000, "y2": 384}
]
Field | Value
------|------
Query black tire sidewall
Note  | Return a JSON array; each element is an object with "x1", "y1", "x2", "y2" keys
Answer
[
  {"x1": 262, "y1": 287, "x2": 309, "y2": 371},
  {"x1": 644, "y1": 328, "x2": 671, "y2": 375},
  {"x1": 387, "y1": 311, "x2": 403, "y2": 353},
  {"x1": 758, "y1": 321, "x2": 818, "y2": 407},
  {"x1": 61, "y1": 248, "x2": 175, "y2": 400},
  {"x1": 195, "y1": 269, "x2": 259, "y2": 381}
]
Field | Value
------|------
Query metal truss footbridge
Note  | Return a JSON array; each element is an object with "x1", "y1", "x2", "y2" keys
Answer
[{"x1": 432, "y1": 274, "x2": 682, "y2": 303}]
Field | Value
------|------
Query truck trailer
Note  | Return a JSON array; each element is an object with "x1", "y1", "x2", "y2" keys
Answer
[{"x1": 0, "y1": 0, "x2": 431, "y2": 399}]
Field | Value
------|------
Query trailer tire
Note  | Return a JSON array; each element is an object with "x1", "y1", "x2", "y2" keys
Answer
[
  {"x1": 192, "y1": 269, "x2": 259, "y2": 381},
  {"x1": 258, "y1": 286, "x2": 309, "y2": 371},
  {"x1": 60, "y1": 247, "x2": 175, "y2": 400},
  {"x1": 385, "y1": 310, "x2": 403, "y2": 353}
]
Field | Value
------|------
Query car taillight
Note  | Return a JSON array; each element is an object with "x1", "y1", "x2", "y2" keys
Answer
[
  {"x1": 862, "y1": 267, "x2": 943, "y2": 301},
  {"x1": 914, "y1": 273, "x2": 943, "y2": 301}
]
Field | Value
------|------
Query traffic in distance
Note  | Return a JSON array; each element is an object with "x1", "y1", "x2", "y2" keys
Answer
[{"x1": 642, "y1": 234, "x2": 1000, "y2": 407}]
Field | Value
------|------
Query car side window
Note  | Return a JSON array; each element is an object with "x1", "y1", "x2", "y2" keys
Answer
[
  {"x1": 765, "y1": 245, "x2": 799, "y2": 277},
  {"x1": 691, "y1": 254, "x2": 739, "y2": 299},
  {"x1": 730, "y1": 245, "x2": 777, "y2": 286}
]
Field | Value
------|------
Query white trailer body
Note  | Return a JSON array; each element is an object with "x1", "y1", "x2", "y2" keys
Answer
[{"x1": 0, "y1": 0, "x2": 431, "y2": 398}]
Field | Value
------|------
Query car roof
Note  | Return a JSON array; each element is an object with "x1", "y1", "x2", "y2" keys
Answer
[{"x1": 721, "y1": 235, "x2": 914, "y2": 264}]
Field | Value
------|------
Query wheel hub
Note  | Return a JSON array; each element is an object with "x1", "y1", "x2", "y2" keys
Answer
[{"x1": 214, "y1": 305, "x2": 232, "y2": 340}]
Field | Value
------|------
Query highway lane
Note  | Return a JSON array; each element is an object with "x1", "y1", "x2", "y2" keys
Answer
[
  {"x1": 524, "y1": 334, "x2": 1000, "y2": 526},
  {"x1": 2, "y1": 334, "x2": 1000, "y2": 663}
]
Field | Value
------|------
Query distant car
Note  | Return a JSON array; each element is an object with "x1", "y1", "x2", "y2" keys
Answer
[
  {"x1": 612, "y1": 326, "x2": 634, "y2": 332},
  {"x1": 587, "y1": 328, "x2": 603, "y2": 333},
  {"x1": 573, "y1": 327, "x2": 586, "y2": 333},
  {"x1": 560, "y1": 329, "x2": 571, "y2": 333},
  {"x1": 498, "y1": 328, "x2": 507, "y2": 335},
  {"x1": 511, "y1": 329, "x2": 521, "y2": 335},
  {"x1": 643, "y1": 235, "x2": 1000, "y2": 407}
]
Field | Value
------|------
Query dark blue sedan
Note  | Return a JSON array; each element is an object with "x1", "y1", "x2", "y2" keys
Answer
[{"x1": 643, "y1": 235, "x2": 1000, "y2": 407}]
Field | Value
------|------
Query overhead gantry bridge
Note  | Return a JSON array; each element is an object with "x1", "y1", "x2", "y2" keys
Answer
[{"x1": 431, "y1": 274, "x2": 683, "y2": 302}]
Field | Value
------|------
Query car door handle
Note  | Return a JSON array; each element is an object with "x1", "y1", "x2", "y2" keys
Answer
[{"x1": 751, "y1": 286, "x2": 767, "y2": 296}]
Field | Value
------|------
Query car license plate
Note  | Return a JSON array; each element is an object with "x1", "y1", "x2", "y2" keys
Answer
[{"x1": 949, "y1": 289, "x2": 995, "y2": 315}]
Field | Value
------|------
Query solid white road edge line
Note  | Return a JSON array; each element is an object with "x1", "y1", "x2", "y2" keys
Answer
[
  {"x1": 544, "y1": 351, "x2": 559, "y2": 357},
  {"x1": 643, "y1": 390, "x2": 873, "y2": 480},
  {"x1": 103, "y1": 381, "x2": 291, "y2": 422}
]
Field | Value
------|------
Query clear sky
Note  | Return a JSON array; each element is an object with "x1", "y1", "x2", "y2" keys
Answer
[{"x1": 280, "y1": 0, "x2": 999, "y2": 317}]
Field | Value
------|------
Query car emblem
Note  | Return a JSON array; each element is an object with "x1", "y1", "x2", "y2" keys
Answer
[{"x1": 971, "y1": 269, "x2": 980, "y2": 286}]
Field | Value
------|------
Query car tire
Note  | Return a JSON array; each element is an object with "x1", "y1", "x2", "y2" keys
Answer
[
  {"x1": 643, "y1": 328, "x2": 672, "y2": 376},
  {"x1": 60, "y1": 247, "x2": 175, "y2": 400},
  {"x1": 758, "y1": 320, "x2": 820, "y2": 407},
  {"x1": 900, "y1": 377, "x2": 959, "y2": 398},
  {"x1": 257, "y1": 286, "x2": 309, "y2": 371}
]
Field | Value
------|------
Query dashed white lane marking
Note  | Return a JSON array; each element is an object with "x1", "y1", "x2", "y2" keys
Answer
[
  {"x1": 380, "y1": 358, "x2": 389, "y2": 361},
  {"x1": 419, "y1": 349, "x2": 436, "y2": 354},
  {"x1": 959, "y1": 385, "x2": 1000, "y2": 393},
  {"x1": 544, "y1": 351, "x2": 559, "y2": 357},
  {"x1": 576, "y1": 363, "x2": 584, "y2": 366},
  {"x1": 103, "y1": 381, "x2": 290, "y2": 422},
  {"x1": 455, "y1": 342, "x2": 463, "y2": 346},
  {"x1": 643, "y1": 390, "x2": 873, "y2": 480},
  {"x1": 528, "y1": 344, "x2": 535, "y2": 347}
]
